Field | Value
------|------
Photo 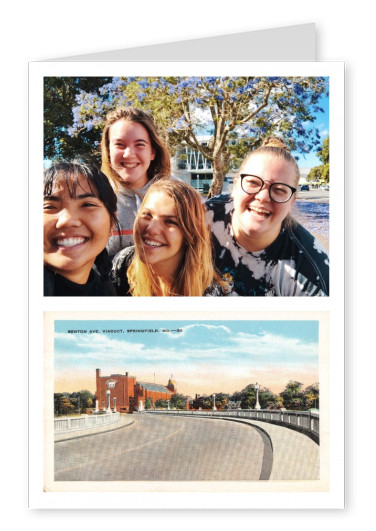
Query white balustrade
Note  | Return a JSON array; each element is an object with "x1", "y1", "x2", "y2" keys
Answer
[{"x1": 54, "y1": 412, "x2": 121, "y2": 434}]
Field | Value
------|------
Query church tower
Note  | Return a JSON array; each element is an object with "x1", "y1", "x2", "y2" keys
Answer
[{"x1": 167, "y1": 375, "x2": 177, "y2": 393}]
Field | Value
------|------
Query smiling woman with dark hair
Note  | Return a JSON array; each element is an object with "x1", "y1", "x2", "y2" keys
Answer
[
  {"x1": 43, "y1": 158, "x2": 119, "y2": 296},
  {"x1": 206, "y1": 137, "x2": 329, "y2": 296}
]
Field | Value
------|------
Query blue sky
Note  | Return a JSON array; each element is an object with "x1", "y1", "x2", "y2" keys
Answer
[
  {"x1": 295, "y1": 92, "x2": 329, "y2": 169},
  {"x1": 54, "y1": 320, "x2": 319, "y2": 395}
]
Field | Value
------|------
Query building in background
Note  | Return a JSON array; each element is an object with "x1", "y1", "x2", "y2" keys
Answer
[
  {"x1": 171, "y1": 136, "x2": 236, "y2": 195},
  {"x1": 95, "y1": 369, "x2": 176, "y2": 413}
]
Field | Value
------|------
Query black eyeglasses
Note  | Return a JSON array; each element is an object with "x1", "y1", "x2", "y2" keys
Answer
[{"x1": 240, "y1": 174, "x2": 296, "y2": 203}]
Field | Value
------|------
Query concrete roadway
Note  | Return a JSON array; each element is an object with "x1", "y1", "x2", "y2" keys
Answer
[
  {"x1": 54, "y1": 414, "x2": 267, "y2": 481},
  {"x1": 296, "y1": 189, "x2": 329, "y2": 203}
]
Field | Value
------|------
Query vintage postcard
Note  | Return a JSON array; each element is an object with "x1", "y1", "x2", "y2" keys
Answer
[{"x1": 39, "y1": 310, "x2": 335, "y2": 508}]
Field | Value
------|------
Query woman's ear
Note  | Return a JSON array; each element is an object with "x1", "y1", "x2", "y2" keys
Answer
[
  {"x1": 231, "y1": 176, "x2": 239, "y2": 199},
  {"x1": 110, "y1": 213, "x2": 118, "y2": 234}
]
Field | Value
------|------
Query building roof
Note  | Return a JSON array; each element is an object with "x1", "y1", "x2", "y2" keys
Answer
[{"x1": 138, "y1": 382, "x2": 173, "y2": 394}]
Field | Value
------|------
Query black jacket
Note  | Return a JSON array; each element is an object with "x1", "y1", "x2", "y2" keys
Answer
[{"x1": 44, "y1": 266, "x2": 117, "y2": 296}]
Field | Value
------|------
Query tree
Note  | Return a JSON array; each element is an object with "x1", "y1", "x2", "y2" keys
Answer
[
  {"x1": 62, "y1": 76, "x2": 328, "y2": 197},
  {"x1": 44, "y1": 76, "x2": 111, "y2": 161},
  {"x1": 70, "y1": 390, "x2": 94, "y2": 414},
  {"x1": 170, "y1": 393, "x2": 187, "y2": 410},
  {"x1": 229, "y1": 384, "x2": 277, "y2": 409},
  {"x1": 279, "y1": 381, "x2": 305, "y2": 410},
  {"x1": 259, "y1": 388, "x2": 278, "y2": 409},
  {"x1": 307, "y1": 136, "x2": 329, "y2": 183},
  {"x1": 266, "y1": 395, "x2": 284, "y2": 410},
  {"x1": 303, "y1": 382, "x2": 320, "y2": 409},
  {"x1": 144, "y1": 398, "x2": 153, "y2": 410},
  {"x1": 54, "y1": 393, "x2": 74, "y2": 416},
  {"x1": 213, "y1": 392, "x2": 228, "y2": 410},
  {"x1": 307, "y1": 165, "x2": 323, "y2": 182},
  {"x1": 239, "y1": 385, "x2": 256, "y2": 409},
  {"x1": 155, "y1": 399, "x2": 168, "y2": 409}
]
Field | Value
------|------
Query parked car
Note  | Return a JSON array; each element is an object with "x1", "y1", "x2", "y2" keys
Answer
[{"x1": 300, "y1": 184, "x2": 310, "y2": 191}]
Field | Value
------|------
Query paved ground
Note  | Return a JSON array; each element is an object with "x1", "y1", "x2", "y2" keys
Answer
[
  {"x1": 293, "y1": 190, "x2": 329, "y2": 251},
  {"x1": 296, "y1": 189, "x2": 329, "y2": 203},
  {"x1": 245, "y1": 420, "x2": 319, "y2": 480},
  {"x1": 54, "y1": 414, "x2": 319, "y2": 482},
  {"x1": 55, "y1": 414, "x2": 266, "y2": 481}
]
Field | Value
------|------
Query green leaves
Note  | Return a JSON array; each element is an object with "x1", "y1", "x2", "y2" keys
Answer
[{"x1": 45, "y1": 76, "x2": 328, "y2": 196}]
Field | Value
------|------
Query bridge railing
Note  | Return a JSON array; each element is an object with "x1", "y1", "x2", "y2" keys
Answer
[
  {"x1": 141, "y1": 409, "x2": 319, "y2": 442},
  {"x1": 54, "y1": 412, "x2": 121, "y2": 434}
]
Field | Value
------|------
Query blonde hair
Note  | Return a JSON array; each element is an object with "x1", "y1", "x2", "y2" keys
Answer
[
  {"x1": 127, "y1": 180, "x2": 219, "y2": 296},
  {"x1": 100, "y1": 107, "x2": 171, "y2": 192},
  {"x1": 238, "y1": 136, "x2": 300, "y2": 189}
]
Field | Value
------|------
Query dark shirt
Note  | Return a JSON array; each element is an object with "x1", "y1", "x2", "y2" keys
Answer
[
  {"x1": 44, "y1": 266, "x2": 117, "y2": 296},
  {"x1": 205, "y1": 194, "x2": 329, "y2": 296}
]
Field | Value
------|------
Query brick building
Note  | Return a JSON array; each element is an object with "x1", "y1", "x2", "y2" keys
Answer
[{"x1": 95, "y1": 369, "x2": 176, "y2": 412}]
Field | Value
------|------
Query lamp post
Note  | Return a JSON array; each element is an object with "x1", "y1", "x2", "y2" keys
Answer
[
  {"x1": 105, "y1": 379, "x2": 117, "y2": 414},
  {"x1": 255, "y1": 382, "x2": 261, "y2": 410},
  {"x1": 106, "y1": 390, "x2": 111, "y2": 413}
]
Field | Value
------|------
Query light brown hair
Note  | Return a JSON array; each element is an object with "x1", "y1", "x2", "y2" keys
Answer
[{"x1": 101, "y1": 107, "x2": 171, "y2": 191}]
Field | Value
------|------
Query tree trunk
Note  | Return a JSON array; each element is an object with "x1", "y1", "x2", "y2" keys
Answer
[{"x1": 207, "y1": 152, "x2": 228, "y2": 199}]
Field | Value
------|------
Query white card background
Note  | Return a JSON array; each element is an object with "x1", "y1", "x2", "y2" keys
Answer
[
  {"x1": 29, "y1": 59, "x2": 344, "y2": 509},
  {"x1": 4, "y1": 0, "x2": 372, "y2": 525}
]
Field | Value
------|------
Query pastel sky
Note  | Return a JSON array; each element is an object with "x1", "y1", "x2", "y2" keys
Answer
[{"x1": 53, "y1": 320, "x2": 319, "y2": 396}]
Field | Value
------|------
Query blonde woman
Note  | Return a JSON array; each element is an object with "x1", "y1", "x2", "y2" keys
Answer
[
  {"x1": 206, "y1": 137, "x2": 329, "y2": 296},
  {"x1": 111, "y1": 180, "x2": 224, "y2": 296},
  {"x1": 101, "y1": 106, "x2": 171, "y2": 257}
]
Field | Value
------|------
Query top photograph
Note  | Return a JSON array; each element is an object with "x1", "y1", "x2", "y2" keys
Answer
[{"x1": 43, "y1": 75, "x2": 330, "y2": 297}]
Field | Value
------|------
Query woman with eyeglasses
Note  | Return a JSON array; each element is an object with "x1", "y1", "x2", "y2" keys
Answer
[{"x1": 206, "y1": 137, "x2": 329, "y2": 296}]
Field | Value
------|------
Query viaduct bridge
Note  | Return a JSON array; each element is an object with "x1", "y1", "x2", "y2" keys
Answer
[{"x1": 54, "y1": 409, "x2": 319, "y2": 481}]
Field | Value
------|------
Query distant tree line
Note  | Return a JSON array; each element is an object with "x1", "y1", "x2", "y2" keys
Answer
[
  {"x1": 155, "y1": 381, "x2": 319, "y2": 412},
  {"x1": 153, "y1": 393, "x2": 188, "y2": 410},
  {"x1": 54, "y1": 390, "x2": 95, "y2": 416},
  {"x1": 54, "y1": 381, "x2": 319, "y2": 416}
]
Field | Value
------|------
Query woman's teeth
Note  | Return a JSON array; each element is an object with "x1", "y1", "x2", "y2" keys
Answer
[
  {"x1": 144, "y1": 239, "x2": 164, "y2": 247},
  {"x1": 249, "y1": 206, "x2": 271, "y2": 217},
  {"x1": 56, "y1": 237, "x2": 86, "y2": 247}
]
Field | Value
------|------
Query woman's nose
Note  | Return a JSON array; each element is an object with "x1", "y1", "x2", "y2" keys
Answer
[
  {"x1": 146, "y1": 218, "x2": 161, "y2": 234},
  {"x1": 55, "y1": 208, "x2": 81, "y2": 228},
  {"x1": 122, "y1": 146, "x2": 134, "y2": 158},
  {"x1": 254, "y1": 183, "x2": 271, "y2": 201}
]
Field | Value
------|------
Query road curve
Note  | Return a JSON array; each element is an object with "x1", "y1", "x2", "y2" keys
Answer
[{"x1": 55, "y1": 414, "x2": 268, "y2": 481}]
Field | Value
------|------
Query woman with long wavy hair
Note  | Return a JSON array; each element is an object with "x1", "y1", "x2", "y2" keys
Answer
[
  {"x1": 111, "y1": 180, "x2": 224, "y2": 296},
  {"x1": 101, "y1": 106, "x2": 171, "y2": 257}
]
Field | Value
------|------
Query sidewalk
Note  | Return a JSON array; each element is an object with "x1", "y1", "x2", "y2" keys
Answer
[
  {"x1": 246, "y1": 419, "x2": 319, "y2": 480},
  {"x1": 54, "y1": 414, "x2": 134, "y2": 443}
]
